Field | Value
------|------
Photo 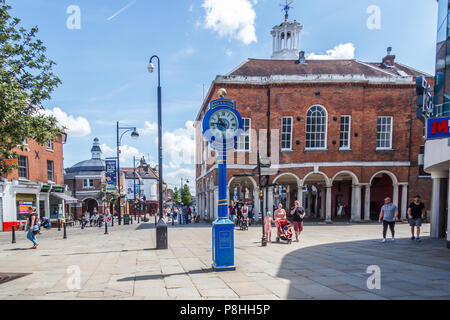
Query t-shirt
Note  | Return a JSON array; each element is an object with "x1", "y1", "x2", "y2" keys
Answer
[
  {"x1": 381, "y1": 204, "x2": 398, "y2": 222},
  {"x1": 229, "y1": 206, "x2": 236, "y2": 215},
  {"x1": 409, "y1": 202, "x2": 425, "y2": 219},
  {"x1": 290, "y1": 206, "x2": 305, "y2": 222}
]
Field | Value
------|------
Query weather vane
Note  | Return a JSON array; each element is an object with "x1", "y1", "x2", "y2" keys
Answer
[{"x1": 281, "y1": 0, "x2": 293, "y2": 20}]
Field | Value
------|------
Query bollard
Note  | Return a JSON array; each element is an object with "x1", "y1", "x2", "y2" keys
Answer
[
  {"x1": 130, "y1": 215, "x2": 133, "y2": 225},
  {"x1": 104, "y1": 220, "x2": 108, "y2": 235},
  {"x1": 138, "y1": 214, "x2": 140, "y2": 224},
  {"x1": 58, "y1": 220, "x2": 61, "y2": 231},
  {"x1": 12, "y1": 225, "x2": 16, "y2": 244},
  {"x1": 63, "y1": 222, "x2": 67, "y2": 239},
  {"x1": 81, "y1": 220, "x2": 84, "y2": 230}
]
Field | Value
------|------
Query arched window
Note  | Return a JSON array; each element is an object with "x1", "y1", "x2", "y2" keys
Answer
[{"x1": 306, "y1": 105, "x2": 328, "y2": 149}]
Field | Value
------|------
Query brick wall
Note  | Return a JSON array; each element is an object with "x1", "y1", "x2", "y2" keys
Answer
[{"x1": 4, "y1": 134, "x2": 65, "y2": 185}]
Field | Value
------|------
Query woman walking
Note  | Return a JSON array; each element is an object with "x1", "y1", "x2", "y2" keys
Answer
[
  {"x1": 274, "y1": 203, "x2": 287, "y2": 242},
  {"x1": 26, "y1": 207, "x2": 39, "y2": 249}
]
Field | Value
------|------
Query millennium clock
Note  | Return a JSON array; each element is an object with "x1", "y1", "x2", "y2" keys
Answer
[{"x1": 201, "y1": 88, "x2": 243, "y2": 271}]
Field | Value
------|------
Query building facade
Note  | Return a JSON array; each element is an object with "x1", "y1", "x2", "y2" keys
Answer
[
  {"x1": 195, "y1": 12, "x2": 433, "y2": 223},
  {"x1": 0, "y1": 134, "x2": 74, "y2": 231},
  {"x1": 423, "y1": 0, "x2": 450, "y2": 246},
  {"x1": 123, "y1": 164, "x2": 159, "y2": 214}
]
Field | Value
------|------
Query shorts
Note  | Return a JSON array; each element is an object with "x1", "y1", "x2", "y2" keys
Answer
[
  {"x1": 293, "y1": 221, "x2": 303, "y2": 232},
  {"x1": 409, "y1": 218, "x2": 422, "y2": 227}
]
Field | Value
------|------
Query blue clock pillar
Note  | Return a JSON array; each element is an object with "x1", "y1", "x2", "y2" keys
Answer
[
  {"x1": 212, "y1": 139, "x2": 235, "y2": 271},
  {"x1": 202, "y1": 89, "x2": 243, "y2": 272}
]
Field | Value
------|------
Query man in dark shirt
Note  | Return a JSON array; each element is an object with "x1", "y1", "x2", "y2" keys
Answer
[
  {"x1": 408, "y1": 195, "x2": 425, "y2": 242},
  {"x1": 290, "y1": 200, "x2": 306, "y2": 242}
]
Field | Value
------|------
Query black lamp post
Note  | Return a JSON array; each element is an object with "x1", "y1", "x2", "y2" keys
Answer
[
  {"x1": 148, "y1": 55, "x2": 167, "y2": 249},
  {"x1": 116, "y1": 122, "x2": 139, "y2": 225}
]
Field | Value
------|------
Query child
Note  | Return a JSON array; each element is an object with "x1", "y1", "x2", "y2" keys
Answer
[{"x1": 264, "y1": 211, "x2": 273, "y2": 243}]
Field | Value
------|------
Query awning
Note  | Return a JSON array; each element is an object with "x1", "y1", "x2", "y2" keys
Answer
[{"x1": 50, "y1": 193, "x2": 79, "y2": 204}]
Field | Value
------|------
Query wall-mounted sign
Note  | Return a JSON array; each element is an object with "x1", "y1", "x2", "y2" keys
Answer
[
  {"x1": 427, "y1": 117, "x2": 450, "y2": 140},
  {"x1": 416, "y1": 76, "x2": 434, "y2": 119},
  {"x1": 51, "y1": 186, "x2": 65, "y2": 193},
  {"x1": 1, "y1": 158, "x2": 18, "y2": 166},
  {"x1": 40, "y1": 185, "x2": 51, "y2": 193}
]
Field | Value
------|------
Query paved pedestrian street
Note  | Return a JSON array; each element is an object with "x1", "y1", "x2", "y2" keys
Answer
[{"x1": 0, "y1": 222, "x2": 449, "y2": 300}]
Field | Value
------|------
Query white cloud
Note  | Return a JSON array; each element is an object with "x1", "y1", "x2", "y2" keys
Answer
[
  {"x1": 139, "y1": 121, "x2": 157, "y2": 136},
  {"x1": 306, "y1": 43, "x2": 355, "y2": 60},
  {"x1": 170, "y1": 46, "x2": 197, "y2": 62},
  {"x1": 201, "y1": 0, "x2": 257, "y2": 45},
  {"x1": 158, "y1": 121, "x2": 195, "y2": 169},
  {"x1": 100, "y1": 143, "x2": 143, "y2": 164},
  {"x1": 42, "y1": 107, "x2": 91, "y2": 137},
  {"x1": 225, "y1": 49, "x2": 233, "y2": 56}
]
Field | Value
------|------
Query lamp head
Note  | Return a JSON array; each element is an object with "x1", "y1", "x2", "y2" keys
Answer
[
  {"x1": 131, "y1": 129, "x2": 139, "y2": 139},
  {"x1": 148, "y1": 62, "x2": 155, "y2": 74}
]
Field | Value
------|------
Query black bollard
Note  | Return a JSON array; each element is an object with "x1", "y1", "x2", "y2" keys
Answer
[
  {"x1": 81, "y1": 220, "x2": 84, "y2": 230},
  {"x1": 63, "y1": 222, "x2": 67, "y2": 239},
  {"x1": 58, "y1": 220, "x2": 61, "y2": 231},
  {"x1": 104, "y1": 220, "x2": 108, "y2": 235},
  {"x1": 12, "y1": 225, "x2": 16, "y2": 244}
]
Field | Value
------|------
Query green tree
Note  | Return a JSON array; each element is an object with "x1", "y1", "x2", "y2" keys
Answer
[
  {"x1": 172, "y1": 187, "x2": 181, "y2": 205},
  {"x1": 0, "y1": 2, "x2": 62, "y2": 175},
  {"x1": 181, "y1": 184, "x2": 193, "y2": 207}
]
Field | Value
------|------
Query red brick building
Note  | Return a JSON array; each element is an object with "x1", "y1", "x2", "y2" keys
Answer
[
  {"x1": 0, "y1": 133, "x2": 73, "y2": 231},
  {"x1": 195, "y1": 14, "x2": 433, "y2": 223}
]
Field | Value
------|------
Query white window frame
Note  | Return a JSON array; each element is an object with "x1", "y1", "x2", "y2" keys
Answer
[
  {"x1": 46, "y1": 140, "x2": 53, "y2": 151},
  {"x1": 281, "y1": 116, "x2": 293, "y2": 151},
  {"x1": 305, "y1": 105, "x2": 328, "y2": 150},
  {"x1": 47, "y1": 160, "x2": 54, "y2": 182},
  {"x1": 18, "y1": 155, "x2": 28, "y2": 179},
  {"x1": 339, "y1": 115, "x2": 351, "y2": 150},
  {"x1": 376, "y1": 116, "x2": 393, "y2": 150},
  {"x1": 235, "y1": 118, "x2": 251, "y2": 152},
  {"x1": 83, "y1": 179, "x2": 94, "y2": 189}
]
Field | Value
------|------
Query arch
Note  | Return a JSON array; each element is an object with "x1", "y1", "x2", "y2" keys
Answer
[
  {"x1": 273, "y1": 172, "x2": 301, "y2": 186},
  {"x1": 303, "y1": 171, "x2": 331, "y2": 187},
  {"x1": 81, "y1": 197, "x2": 100, "y2": 206},
  {"x1": 305, "y1": 104, "x2": 328, "y2": 149},
  {"x1": 331, "y1": 170, "x2": 360, "y2": 185},
  {"x1": 369, "y1": 170, "x2": 398, "y2": 185},
  {"x1": 227, "y1": 175, "x2": 257, "y2": 190}
]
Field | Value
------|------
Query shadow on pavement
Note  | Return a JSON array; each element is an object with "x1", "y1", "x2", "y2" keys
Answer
[
  {"x1": 277, "y1": 236, "x2": 450, "y2": 299},
  {"x1": 117, "y1": 268, "x2": 214, "y2": 282}
]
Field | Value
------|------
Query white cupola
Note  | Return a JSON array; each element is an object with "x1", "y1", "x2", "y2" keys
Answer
[
  {"x1": 91, "y1": 137, "x2": 103, "y2": 159},
  {"x1": 271, "y1": 1, "x2": 303, "y2": 60}
]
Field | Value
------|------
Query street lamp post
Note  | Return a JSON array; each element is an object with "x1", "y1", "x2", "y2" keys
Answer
[
  {"x1": 148, "y1": 55, "x2": 167, "y2": 250},
  {"x1": 116, "y1": 122, "x2": 139, "y2": 225},
  {"x1": 257, "y1": 151, "x2": 267, "y2": 247}
]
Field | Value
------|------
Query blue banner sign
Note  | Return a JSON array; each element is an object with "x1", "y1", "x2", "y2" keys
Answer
[
  {"x1": 427, "y1": 117, "x2": 450, "y2": 140},
  {"x1": 105, "y1": 160, "x2": 117, "y2": 189}
]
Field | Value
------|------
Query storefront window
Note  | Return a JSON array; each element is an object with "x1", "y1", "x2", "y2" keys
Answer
[
  {"x1": 434, "y1": 0, "x2": 450, "y2": 116},
  {"x1": 16, "y1": 194, "x2": 36, "y2": 221}
]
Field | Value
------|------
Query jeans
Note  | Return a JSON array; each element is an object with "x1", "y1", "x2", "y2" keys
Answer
[
  {"x1": 27, "y1": 230, "x2": 37, "y2": 245},
  {"x1": 383, "y1": 220, "x2": 395, "y2": 239}
]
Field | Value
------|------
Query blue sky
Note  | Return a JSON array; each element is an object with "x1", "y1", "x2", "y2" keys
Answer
[{"x1": 8, "y1": 0, "x2": 439, "y2": 193}]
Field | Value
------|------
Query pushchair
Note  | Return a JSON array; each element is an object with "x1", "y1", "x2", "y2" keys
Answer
[
  {"x1": 240, "y1": 217, "x2": 248, "y2": 231},
  {"x1": 40, "y1": 217, "x2": 51, "y2": 229},
  {"x1": 277, "y1": 219, "x2": 293, "y2": 244}
]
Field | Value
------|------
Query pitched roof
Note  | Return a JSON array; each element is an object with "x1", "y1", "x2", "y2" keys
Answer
[{"x1": 227, "y1": 59, "x2": 431, "y2": 78}]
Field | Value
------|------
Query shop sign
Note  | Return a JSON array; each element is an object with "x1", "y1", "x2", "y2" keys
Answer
[{"x1": 427, "y1": 117, "x2": 450, "y2": 139}]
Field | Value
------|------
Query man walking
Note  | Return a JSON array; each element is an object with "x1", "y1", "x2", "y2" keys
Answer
[
  {"x1": 408, "y1": 195, "x2": 425, "y2": 242},
  {"x1": 378, "y1": 197, "x2": 399, "y2": 243},
  {"x1": 290, "y1": 200, "x2": 306, "y2": 242}
]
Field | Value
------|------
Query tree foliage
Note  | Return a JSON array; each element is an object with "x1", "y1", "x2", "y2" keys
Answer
[
  {"x1": 0, "y1": 2, "x2": 62, "y2": 175},
  {"x1": 181, "y1": 184, "x2": 193, "y2": 207},
  {"x1": 172, "y1": 187, "x2": 181, "y2": 205}
]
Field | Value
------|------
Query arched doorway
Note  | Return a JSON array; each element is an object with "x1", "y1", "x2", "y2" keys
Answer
[
  {"x1": 331, "y1": 171, "x2": 359, "y2": 222},
  {"x1": 302, "y1": 172, "x2": 330, "y2": 220},
  {"x1": 369, "y1": 171, "x2": 398, "y2": 221},
  {"x1": 82, "y1": 198, "x2": 98, "y2": 215},
  {"x1": 273, "y1": 173, "x2": 301, "y2": 213},
  {"x1": 228, "y1": 176, "x2": 258, "y2": 216}
]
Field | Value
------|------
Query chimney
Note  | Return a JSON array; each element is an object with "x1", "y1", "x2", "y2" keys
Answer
[{"x1": 382, "y1": 46, "x2": 395, "y2": 68}]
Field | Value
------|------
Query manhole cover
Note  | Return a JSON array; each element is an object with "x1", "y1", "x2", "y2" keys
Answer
[{"x1": 0, "y1": 273, "x2": 31, "y2": 285}]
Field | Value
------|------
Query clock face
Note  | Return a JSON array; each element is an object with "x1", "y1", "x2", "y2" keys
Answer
[{"x1": 208, "y1": 108, "x2": 239, "y2": 141}]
